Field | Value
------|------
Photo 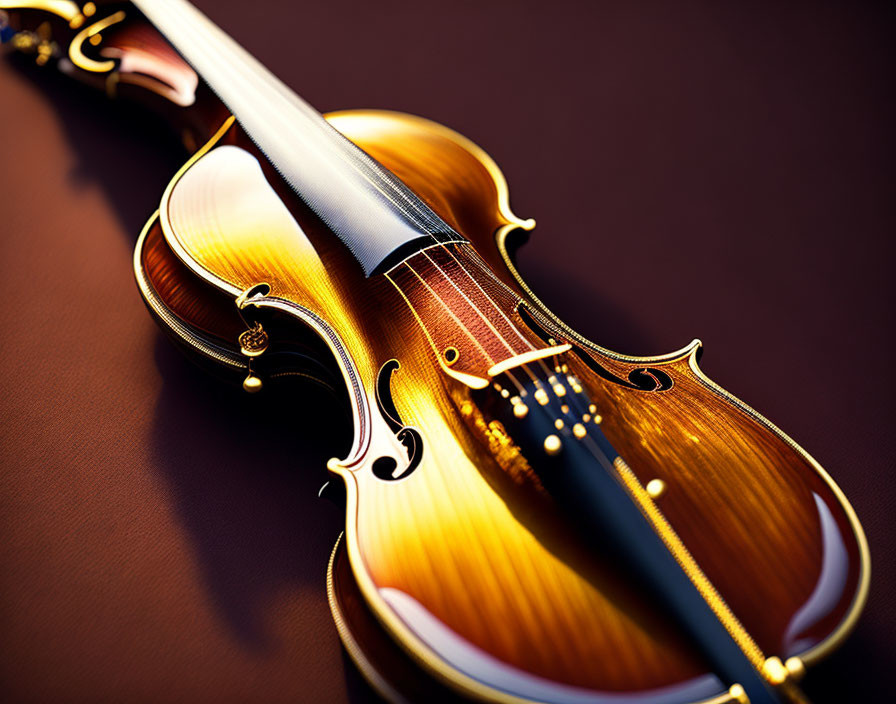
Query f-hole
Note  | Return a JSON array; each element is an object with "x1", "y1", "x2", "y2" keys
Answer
[{"x1": 373, "y1": 360, "x2": 424, "y2": 481}]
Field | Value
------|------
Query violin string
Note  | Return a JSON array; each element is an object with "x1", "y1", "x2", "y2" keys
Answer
[
  {"x1": 418, "y1": 251, "x2": 540, "y2": 386},
  {"x1": 428, "y1": 245, "x2": 558, "y2": 376},
  {"x1": 420, "y1": 250, "x2": 529, "y2": 355},
  {"x1": 385, "y1": 271, "x2": 458, "y2": 363},
  {"x1": 435, "y1": 245, "x2": 539, "y2": 354},
  {"x1": 400, "y1": 263, "x2": 496, "y2": 366},
  {"x1": 401, "y1": 261, "x2": 528, "y2": 395},
  {"x1": 449, "y1": 246, "x2": 569, "y2": 386},
  {"x1": 421, "y1": 245, "x2": 567, "y2": 390},
  {"x1": 385, "y1": 268, "x2": 520, "y2": 396},
  {"x1": 389, "y1": 265, "x2": 526, "y2": 395},
  {"x1": 386, "y1": 244, "x2": 560, "y2": 392},
  {"x1": 402, "y1": 259, "x2": 535, "y2": 393}
]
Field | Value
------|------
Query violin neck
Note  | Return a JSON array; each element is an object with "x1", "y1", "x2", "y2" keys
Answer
[{"x1": 130, "y1": 0, "x2": 464, "y2": 276}]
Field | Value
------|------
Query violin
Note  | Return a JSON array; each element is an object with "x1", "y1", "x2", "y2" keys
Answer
[{"x1": 0, "y1": 2, "x2": 871, "y2": 703}]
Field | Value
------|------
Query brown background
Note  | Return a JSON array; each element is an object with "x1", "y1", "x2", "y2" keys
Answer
[{"x1": 1, "y1": 0, "x2": 893, "y2": 701}]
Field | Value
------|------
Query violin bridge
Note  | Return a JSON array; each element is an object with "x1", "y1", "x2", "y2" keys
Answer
[{"x1": 487, "y1": 344, "x2": 572, "y2": 377}]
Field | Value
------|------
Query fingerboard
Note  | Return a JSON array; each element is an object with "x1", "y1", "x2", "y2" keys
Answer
[{"x1": 130, "y1": 0, "x2": 464, "y2": 275}]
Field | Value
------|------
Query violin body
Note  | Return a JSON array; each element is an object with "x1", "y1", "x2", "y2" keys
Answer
[
  {"x1": 2, "y1": 3, "x2": 870, "y2": 703},
  {"x1": 137, "y1": 113, "x2": 867, "y2": 703}
]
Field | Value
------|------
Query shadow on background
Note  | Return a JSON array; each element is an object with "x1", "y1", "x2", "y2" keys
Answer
[
  {"x1": 5, "y1": 56, "x2": 387, "y2": 701},
  {"x1": 150, "y1": 338, "x2": 350, "y2": 646}
]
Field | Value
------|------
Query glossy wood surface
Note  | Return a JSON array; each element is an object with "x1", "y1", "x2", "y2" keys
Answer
[
  {"x1": 145, "y1": 112, "x2": 867, "y2": 702},
  {"x1": 328, "y1": 534, "x2": 474, "y2": 704},
  {"x1": 141, "y1": 215, "x2": 244, "y2": 343}
]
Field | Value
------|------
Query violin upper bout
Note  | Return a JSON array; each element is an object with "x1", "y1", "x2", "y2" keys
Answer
[{"x1": 325, "y1": 109, "x2": 535, "y2": 264}]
